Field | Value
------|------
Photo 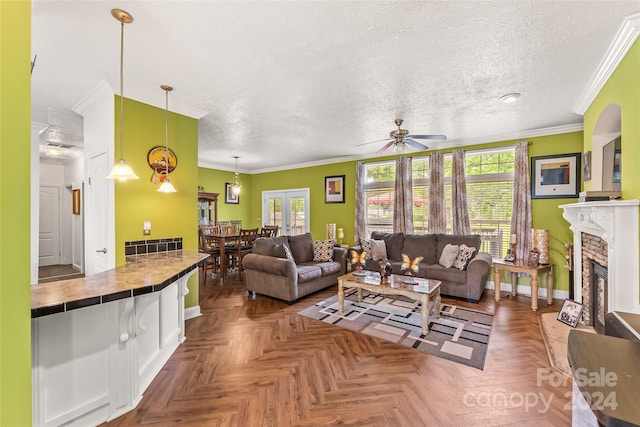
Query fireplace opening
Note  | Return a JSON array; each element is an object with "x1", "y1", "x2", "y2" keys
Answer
[{"x1": 590, "y1": 260, "x2": 608, "y2": 334}]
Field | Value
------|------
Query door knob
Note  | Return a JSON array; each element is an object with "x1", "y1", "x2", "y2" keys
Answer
[{"x1": 96, "y1": 248, "x2": 107, "y2": 253}]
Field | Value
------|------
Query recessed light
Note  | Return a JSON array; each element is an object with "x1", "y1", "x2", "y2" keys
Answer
[
  {"x1": 46, "y1": 148, "x2": 62, "y2": 156},
  {"x1": 500, "y1": 93, "x2": 521, "y2": 103}
]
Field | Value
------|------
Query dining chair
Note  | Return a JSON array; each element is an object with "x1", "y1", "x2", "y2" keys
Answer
[
  {"x1": 260, "y1": 224, "x2": 279, "y2": 237},
  {"x1": 198, "y1": 226, "x2": 221, "y2": 284},
  {"x1": 229, "y1": 228, "x2": 259, "y2": 279}
]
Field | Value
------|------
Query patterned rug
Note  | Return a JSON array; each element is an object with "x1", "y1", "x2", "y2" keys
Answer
[{"x1": 298, "y1": 289, "x2": 493, "y2": 370}]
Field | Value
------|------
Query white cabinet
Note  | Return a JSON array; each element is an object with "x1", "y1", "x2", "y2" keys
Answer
[{"x1": 32, "y1": 270, "x2": 194, "y2": 427}]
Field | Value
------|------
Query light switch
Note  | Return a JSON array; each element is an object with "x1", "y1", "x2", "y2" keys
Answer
[{"x1": 143, "y1": 221, "x2": 151, "y2": 236}]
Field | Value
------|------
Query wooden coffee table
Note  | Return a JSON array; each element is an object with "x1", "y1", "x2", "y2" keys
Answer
[{"x1": 337, "y1": 271, "x2": 441, "y2": 335}]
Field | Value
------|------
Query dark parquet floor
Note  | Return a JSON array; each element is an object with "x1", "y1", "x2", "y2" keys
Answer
[{"x1": 104, "y1": 271, "x2": 572, "y2": 426}]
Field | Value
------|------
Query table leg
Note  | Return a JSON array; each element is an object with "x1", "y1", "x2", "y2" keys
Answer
[
  {"x1": 494, "y1": 267, "x2": 501, "y2": 302},
  {"x1": 531, "y1": 272, "x2": 539, "y2": 311},
  {"x1": 434, "y1": 289, "x2": 441, "y2": 319},
  {"x1": 219, "y1": 237, "x2": 227, "y2": 280},
  {"x1": 338, "y1": 280, "x2": 344, "y2": 314},
  {"x1": 421, "y1": 293, "x2": 429, "y2": 335},
  {"x1": 357, "y1": 287, "x2": 362, "y2": 302},
  {"x1": 547, "y1": 265, "x2": 554, "y2": 305},
  {"x1": 510, "y1": 272, "x2": 518, "y2": 296}
]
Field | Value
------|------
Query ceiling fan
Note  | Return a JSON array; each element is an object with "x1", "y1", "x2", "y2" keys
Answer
[{"x1": 358, "y1": 119, "x2": 446, "y2": 154}]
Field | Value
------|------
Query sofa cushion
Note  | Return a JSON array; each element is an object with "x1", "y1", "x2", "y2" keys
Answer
[
  {"x1": 454, "y1": 244, "x2": 477, "y2": 270},
  {"x1": 313, "y1": 239, "x2": 334, "y2": 262},
  {"x1": 371, "y1": 232, "x2": 404, "y2": 261},
  {"x1": 254, "y1": 236, "x2": 289, "y2": 256},
  {"x1": 296, "y1": 264, "x2": 322, "y2": 283},
  {"x1": 370, "y1": 240, "x2": 388, "y2": 260},
  {"x1": 273, "y1": 243, "x2": 294, "y2": 261},
  {"x1": 424, "y1": 264, "x2": 467, "y2": 284},
  {"x1": 288, "y1": 233, "x2": 314, "y2": 263},
  {"x1": 436, "y1": 234, "x2": 481, "y2": 262},
  {"x1": 316, "y1": 261, "x2": 342, "y2": 275},
  {"x1": 403, "y1": 234, "x2": 438, "y2": 264},
  {"x1": 439, "y1": 244, "x2": 459, "y2": 268}
]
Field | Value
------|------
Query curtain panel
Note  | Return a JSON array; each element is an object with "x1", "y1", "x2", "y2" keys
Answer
[
  {"x1": 429, "y1": 151, "x2": 446, "y2": 233},
  {"x1": 510, "y1": 141, "x2": 532, "y2": 261},
  {"x1": 354, "y1": 161, "x2": 366, "y2": 245},
  {"x1": 393, "y1": 156, "x2": 414, "y2": 234},
  {"x1": 451, "y1": 149, "x2": 470, "y2": 234}
]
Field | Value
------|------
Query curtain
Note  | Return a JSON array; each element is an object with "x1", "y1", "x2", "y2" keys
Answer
[
  {"x1": 429, "y1": 151, "x2": 446, "y2": 233},
  {"x1": 451, "y1": 149, "x2": 470, "y2": 234},
  {"x1": 354, "y1": 161, "x2": 366, "y2": 245},
  {"x1": 510, "y1": 141, "x2": 532, "y2": 261},
  {"x1": 393, "y1": 156, "x2": 413, "y2": 234}
]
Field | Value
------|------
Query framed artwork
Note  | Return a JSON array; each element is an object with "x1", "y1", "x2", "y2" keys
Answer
[
  {"x1": 527, "y1": 250, "x2": 539, "y2": 266},
  {"x1": 72, "y1": 189, "x2": 81, "y2": 215},
  {"x1": 583, "y1": 151, "x2": 591, "y2": 181},
  {"x1": 531, "y1": 153, "x2": 581, "y2": 199},
  {"x1": 225, "y1": 183, "x2": 239, "y2": 204},
  {"x1": 557, "y1": 299, "x2": 584, "y2": 328},
  {"x1": 325, "y1": 175, "x2": 345, "y2": 204}
]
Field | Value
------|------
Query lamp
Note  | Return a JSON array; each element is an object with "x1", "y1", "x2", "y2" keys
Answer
[
  {"x1": 157, "y1": 85, "x2": 177, "y2": 193},
  {"x1": 337, "y1": 228, "x2": 344, "y2": 246},
  {"x1": 107, "y1": 9, "x2": 139, "y2": 181},
  {"x1": 230, "y1": 156, "x2": 241, "y2": 195}
]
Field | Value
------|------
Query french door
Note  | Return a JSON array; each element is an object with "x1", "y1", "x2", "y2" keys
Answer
[{"x1": 262, "y1": 189, "x2": 309, "y2": 236}]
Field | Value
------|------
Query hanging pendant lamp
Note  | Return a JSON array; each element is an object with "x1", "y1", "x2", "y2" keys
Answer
[
  {"x1": 230, "y1": 156, "x2": 241, "y2": 195},
  {"x1": 107, "y1": 8, "x2": 139, "y2": 181},
  {"x1": 158, "y1": 85, "x2": 177, "y2": 193}
]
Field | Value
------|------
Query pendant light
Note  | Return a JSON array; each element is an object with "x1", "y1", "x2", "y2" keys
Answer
[
  {"x1": 107, "y1": 9, "x2": 139, "y2": 181},
  {"x1": 158, "y1": 85, "x2": 177, "y2": 193},
  {"x1": 230, "y1": 156, "x2": 241, "y2": 195}
]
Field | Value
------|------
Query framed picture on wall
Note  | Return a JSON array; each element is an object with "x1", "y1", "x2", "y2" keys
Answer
[
  {"x1": 225, "y1": 183, "x2": 239, "y2": 204},
  {"x1": 325, "y1": 175, "x2": 345, "y2": 203},
  {"x1": 531, "y1": 153, "x2": 581, "y2": 199}
]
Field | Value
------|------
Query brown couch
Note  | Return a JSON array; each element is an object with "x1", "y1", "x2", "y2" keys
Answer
[
  {"x1": 242, "y1": 233, "x2": 348, "y2": 302},
  {"x1": 355, "y1": 231, "x2": 492, "y2": 303}
]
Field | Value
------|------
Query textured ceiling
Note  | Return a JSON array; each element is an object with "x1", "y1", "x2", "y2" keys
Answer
[{"x1": 31, "y1": 1, "x2": 640, "y2": 172}]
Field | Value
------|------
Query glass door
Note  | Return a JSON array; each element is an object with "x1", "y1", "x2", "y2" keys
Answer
[{"x1": 262, "y1": 189, "x2": 309, "y2": 236}]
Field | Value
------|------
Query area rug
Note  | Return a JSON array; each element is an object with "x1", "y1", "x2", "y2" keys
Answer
[
  {"x1": 298, "y1": 289, "x2": 493, "y2": 370},
  {"x1": 539, "y1": 312, "x2": 595, "y2": 376}
]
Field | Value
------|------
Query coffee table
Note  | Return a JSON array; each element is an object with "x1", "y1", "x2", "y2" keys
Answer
[{"x1": 337, "y1": 271, "x2": 441, "y2": 335}]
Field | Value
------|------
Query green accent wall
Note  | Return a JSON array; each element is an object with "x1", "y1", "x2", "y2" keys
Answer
[
  {"x1": 198, "y1": 168, "x2": 254, "y2": 227},
  {"x1": 0, "y1": 0, "x2": 32, "y2": 424},
  {"x1": 114, "y1": 97, "x2": 200, "y2": 308},
  {"x1": 584, "y1": 38, "x2": 640, "y2": 200}
]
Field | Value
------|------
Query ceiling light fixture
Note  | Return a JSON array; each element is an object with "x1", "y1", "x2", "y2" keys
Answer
[
  {"x1": 230, "y1": 156, "x2": 241, "y2": 195},
  {"x1": 158, "y1": 85, "x2": 177, "y2": 193},
  {"x1": 500, "y1": 93, "x2": 521, "y2": 103},
  {"x1": 45, "y1": 148, "x2": 62, "y2": 156},
  {"x1": 107, "y1": 9, "x2": 139, "y2": 181}
]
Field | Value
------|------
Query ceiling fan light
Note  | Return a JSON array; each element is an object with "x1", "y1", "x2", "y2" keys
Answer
[
  {"x1": 107, "y1": 159, "x2": 139, "y2": 181},
  {"x1": 157, "y1": 179, "x2": 177, "y2": 193}
]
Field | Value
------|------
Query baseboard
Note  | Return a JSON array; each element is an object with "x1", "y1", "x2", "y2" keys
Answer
[
  {"x1": 485, "y1": 281, "x2": 569, "y2": 301},
  {"x1": 72, "y1": 263, "x2": 82, "y2": 273},
  {"x1": 184, "y1": 305, "x2": 201, "y2": 320}
]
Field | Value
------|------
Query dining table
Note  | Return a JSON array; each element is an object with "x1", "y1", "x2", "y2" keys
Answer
[{"x1": 203, "y1": 231, "x2": 241, "y2": 280}]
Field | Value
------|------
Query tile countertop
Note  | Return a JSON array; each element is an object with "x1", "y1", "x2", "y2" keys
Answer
[{"x1": 31, "y1": 251, "x2": 209, "y2": 318}]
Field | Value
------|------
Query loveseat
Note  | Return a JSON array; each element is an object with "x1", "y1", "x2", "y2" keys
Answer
[
  {"x1": 242, "y1": 233, "x2": 348, "y2": 302},
  {"x1": 354, "y1": 232, "x2": 492, "y2": 302}
]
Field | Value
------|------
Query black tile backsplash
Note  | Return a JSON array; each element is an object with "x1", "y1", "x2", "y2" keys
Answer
[{"x1": 124, "y1": 237, "x2": 183, "y2": 256}]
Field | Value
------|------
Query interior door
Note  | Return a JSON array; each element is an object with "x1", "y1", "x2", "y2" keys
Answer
[
  {"x1": 86, "y1": 152, "x2": 109, "y2": 275},
  {"x1": 262, "y1": 189, "x2": 309, "y2": 236},
  {"x1": 39, "y1": 186, "x2": 61, "y2": 266}
]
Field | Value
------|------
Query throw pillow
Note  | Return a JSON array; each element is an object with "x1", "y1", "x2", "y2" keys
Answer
[
  {"x1": 313, "y1": 239, "x2": 334, "y2": 262},
  {"x1": 272, "y1": 243, "x2": 294, "y2": 261},
  {"x1": 454, "y1": 244, "x2": 477, "y2": 270},
  {"x1": 370, "y1": 239, "x2": 388, "y2": 261},
  {"x1": 360, "y1": 239, "x2": 373, "y2": 260},
  {"x1": 439, "y1": 244, "x2": 459, "y2": 268}
]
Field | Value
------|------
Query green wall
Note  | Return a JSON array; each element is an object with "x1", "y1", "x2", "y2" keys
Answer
[
  {"x1": 114, "y1": 97, "x2": 200, "y2": 308},
  {"x1": 198, "y1": 167, "x2": 254, "y2": 227},
  {"x1": 0, "y1": 0, "x2": 32, "y2": 424},
  {"x1": 584, "y1": 38, "x2": 640, "y2": 200}
]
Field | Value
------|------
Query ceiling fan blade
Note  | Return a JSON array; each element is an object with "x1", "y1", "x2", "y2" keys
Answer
[
  {"x1": 405, "y1": 139, "x2": 428, "y2": 151},
  {"x1": 356, "y1": 138, "x2": 393, "y2": 147},
  {"x1": 376, "y1": 141, "x2": 394, "y2": 154},
  {"x1": 407, "y1": 134, "x2": 447, "y2": 140}
]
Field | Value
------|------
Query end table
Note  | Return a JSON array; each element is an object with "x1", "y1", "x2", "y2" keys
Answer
[{"x1": 493, "y1": 259, "x2": 554, "y2": 311}]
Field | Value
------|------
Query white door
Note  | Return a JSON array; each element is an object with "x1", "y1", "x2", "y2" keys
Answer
[
  {"x1": 39, "y1": 186, "x2": 61, "y2": 266},
  {"x1": 86, "y1": 152, "x2": 109, "y2": 275},
  {"x1": 262, "y1": 189, "x2": 309, "y2": 236}
]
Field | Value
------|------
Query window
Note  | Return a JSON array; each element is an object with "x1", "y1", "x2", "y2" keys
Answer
[{"x1": 361, "y1": 148, "x2": 515, "y2": 259}]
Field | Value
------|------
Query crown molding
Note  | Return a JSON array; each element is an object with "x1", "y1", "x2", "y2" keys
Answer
[
  {"x1": 72, "y1": 80, "x2": 114, "y2": 116},
  {"x1": 574, "y1": 13, "x2": 640, "y2": 115}
]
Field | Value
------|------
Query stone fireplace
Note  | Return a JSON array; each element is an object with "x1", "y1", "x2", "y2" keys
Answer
[{"x1": 561, "y1": 200, "x2": 640, "y2": 328}]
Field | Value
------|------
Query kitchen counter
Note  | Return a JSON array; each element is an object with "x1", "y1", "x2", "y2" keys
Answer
[{"x1": 31, "y1": 250, "x2": 208, "y2": 318}]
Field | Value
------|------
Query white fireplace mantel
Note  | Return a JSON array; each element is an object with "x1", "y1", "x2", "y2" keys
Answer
[{"x1": 560, "y1": 200, "x2": 640, "y2": 315}]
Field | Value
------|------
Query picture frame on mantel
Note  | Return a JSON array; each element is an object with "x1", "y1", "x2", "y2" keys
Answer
[{"x1": 531, "y1": 153, "x2": 581, "y2": 199}]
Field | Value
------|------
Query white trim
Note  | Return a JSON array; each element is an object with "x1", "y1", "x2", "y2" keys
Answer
[
  {"x1": 184, "y1": 305, "x2": 201, "y2": 320},
  {"x1": 72, "y1": 80, "x2": 114, "y2": 116},
  {"x1": 485, "y1": 281, "x2": 569, "y2": 301},
  {"x1": 574, "y1": 13, "x2": 640, "y2": 115}
]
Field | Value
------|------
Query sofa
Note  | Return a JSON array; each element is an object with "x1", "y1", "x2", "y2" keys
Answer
[
  {"x1": 242, "y1": 233, "x2": 348, "y2": 302},
  {"x1": 354, "y1": 232, "x2": 492, "y2": 302}
]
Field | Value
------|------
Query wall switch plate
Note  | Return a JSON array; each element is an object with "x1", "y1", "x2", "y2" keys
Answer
[{"x1": 143, "y1": 221, "x2": 151, "y2": 236}]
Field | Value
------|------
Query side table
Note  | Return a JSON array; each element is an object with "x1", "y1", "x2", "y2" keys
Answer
[{"x1": 493, "y1": 259, "x2": 554, "y2": 311}]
